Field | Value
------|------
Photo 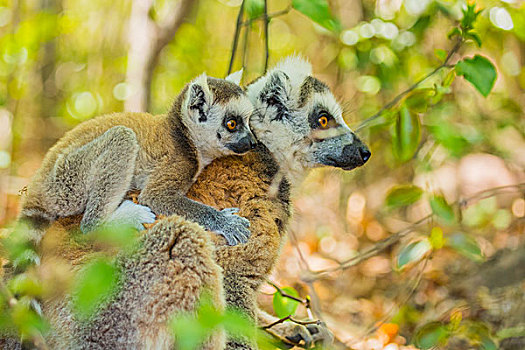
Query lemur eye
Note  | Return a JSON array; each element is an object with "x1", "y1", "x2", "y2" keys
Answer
[
  {"x1": 318, "y1": 114, "x2": 329, "y2": 129},
  {"x1": 226, "y1": 119, "x2": 237, "y2": 130}
]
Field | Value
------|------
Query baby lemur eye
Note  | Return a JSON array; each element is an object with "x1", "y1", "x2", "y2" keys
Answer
[
  {"x1": 317, "y1": 113, "x2": 329, "y2": 129},
  {"x1": 226, "y1": 119, "x2": 237, "y2": 131}
]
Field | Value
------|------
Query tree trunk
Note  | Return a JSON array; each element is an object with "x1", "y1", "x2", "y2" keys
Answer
[{"x1": 124, "y1": 0, "x2": 197, "y2": 112}]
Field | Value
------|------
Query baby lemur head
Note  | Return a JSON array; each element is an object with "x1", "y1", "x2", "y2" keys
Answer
[
  {"x1": 176, "y1": 73, "x2": 256, "y2": 166},
  {"x1": 246, "y1": 55, "x2": 371, "y2": 184}
]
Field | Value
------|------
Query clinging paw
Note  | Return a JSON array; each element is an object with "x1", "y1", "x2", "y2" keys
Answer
[
  {"x1": 214, "y1": 208, "x2": 251, "y2": 245},
  {"x1": 105, "y1": 200, "x2": 157, "y2": 231}
]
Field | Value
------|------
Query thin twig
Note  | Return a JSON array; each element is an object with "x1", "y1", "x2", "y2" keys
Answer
[
  {"x1": 267, "y1": 280, "x2": 307, "y2": 304},
  {"x1": 262, "y1": 315, "x2": 321, "y2": 330},
  {"x1": 355, "y1": 37, "x2": 463, "y2": 132},
  {"x1": 240, "y1": 7, "x2": 290, "y2": 25},
  {"x1": 303, "y1": 183, "x2": 525, "y2": 281},
  {"x1": 263, "y1": 0, "x2": 269, "y2": 73},
  {"x1": 227, "y1": 0, "x2": 246, "y2": 75}
]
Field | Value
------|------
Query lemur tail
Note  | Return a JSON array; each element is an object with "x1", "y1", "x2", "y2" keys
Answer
[{"x1": 16, "y1": 208, "x2": 54, "y2": 245}]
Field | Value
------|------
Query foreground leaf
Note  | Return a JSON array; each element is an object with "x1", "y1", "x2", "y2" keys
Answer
[
  {"x1": 385, "y1": 185, "x2": 423, "y2": 209},
  {"x1": 272, "y1": 286, "x2": 300, "y2": 318},
  {"x1": 455, "y1": 55, "x2": 497, "y2": 97},
  {"x1": 72, "y1": 258, "x2": 119, "y2": 319}
]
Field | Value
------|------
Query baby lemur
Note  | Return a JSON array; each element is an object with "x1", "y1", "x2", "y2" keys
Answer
[{"x1": 19, "y1": 74, "x2": 256, "y2": 245}]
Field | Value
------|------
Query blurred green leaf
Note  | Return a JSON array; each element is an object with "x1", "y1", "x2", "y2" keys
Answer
[
  {"x1": 392, "y1": 105, "x2": 421, "y2": 162},
  {"x1": 385, "y1": 185, "x2": 423, "y2": 209},
  {"x1": 245, "y1": 0, "x2": 264, "y2": 20},
  {"x1": 430, "y1": 195, "x2": 455, "y2": 223},
  {"x1": 396, "y1": 239, "x2": 431, "y2": 270},
  {"x1": 443, "y1": 69, "x2": 456, "y2": 87},
  {"x1": 429, "y1": 227, "x2": 444, "y2": 250},
  {"x1": 446, "y1": 233, "x2": 484, "y2": 262},
  {"x1": 292, "y1": 0, "x2": 341, "y2": 32},
  {"x1": 171, "y1": 315, "x2": 208, "y2": 350},
  {"x1": 414, "y1": 322, "x2": 450, "y2": 349},
  {"x1": 406, "y1": 89, "x2": 433, "y2": 113},
  {"x1": 272, "y1": 287, "x2": 300, "y2": 319},
  {"x1": 72, "y1": 258, "x2": 119, "y2": 319},
  {"x1": 465, "y1": 31, "x2": 482, "y2": 47},
  {"x1": 447, "y1": 27, "x2": 461, "y2": 39},
  {"x1": 8, "y1": 274, "x2": 43, "y2": 298},
  {"x1": 455, "y1": 55, "x2": 497, "y2": 97},
  {"x1": 434, "y1": 49, "x2": 447, "y2": 62},
  {"x1": 460, "y1": 3, "x2": 482, "y2": 31}
]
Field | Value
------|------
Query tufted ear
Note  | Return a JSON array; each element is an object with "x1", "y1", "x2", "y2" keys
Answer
[
  {"x1": 258, "y1": 70, "x2": 292, "y2": 121},
  {"x1": 225, "y1": 69, "x2": 243, "y2": 85},
  {"x1": 184, "y1": 73, "x2": 213, "y2": 123}
]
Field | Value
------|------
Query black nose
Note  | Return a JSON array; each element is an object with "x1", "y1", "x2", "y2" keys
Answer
[{"x1": 359, "y1": 147, "x2": 371, "y2": 163}]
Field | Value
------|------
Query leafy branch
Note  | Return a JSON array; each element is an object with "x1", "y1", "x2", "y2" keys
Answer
[
  {"x1": 355, "y1": 2, "x2": 488, "y2": 132},
  {"x1": 302, "y1": 183, "x2": 525, "y2": 281}
]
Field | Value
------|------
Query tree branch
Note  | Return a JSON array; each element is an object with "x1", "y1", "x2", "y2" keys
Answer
[
  {"x1": 125, "y1": 0, "x2": 196, "y2": 112},
  {"x1": 303, "y1": 183, "x2": 525, "y2": 281},
  {"x1": 355, "y1": 37, "x2": 463, "y2": 132},
  {"x1": 227, "y1": 0, "x2": 245, "y2": 75}
]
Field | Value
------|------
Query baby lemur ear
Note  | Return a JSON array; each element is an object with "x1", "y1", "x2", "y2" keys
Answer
[
  {"x1": 259, "y1": 70, "x2": 292, "y2": 121},
  {"x1": 225, "y1": 69, "x2": 243, "y2": 86},
  {"x1": 185, "y1": 73, "x2": 213, "y2": 123}
]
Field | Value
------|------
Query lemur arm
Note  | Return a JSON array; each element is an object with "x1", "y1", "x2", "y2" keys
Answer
[{"x1": 138, "y1": 158, "x2": 251, "y2": 246}]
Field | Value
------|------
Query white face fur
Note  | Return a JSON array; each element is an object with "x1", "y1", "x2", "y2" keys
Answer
[
  {"x1": 182, "y1": 74, "x2": 256, "y2": 169},
  {"x1": 247, "y1": 56, "x2": 370, "y2": 185}
]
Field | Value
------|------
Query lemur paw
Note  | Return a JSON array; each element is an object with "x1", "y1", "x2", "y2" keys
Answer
[
  {"x1": 270, "y1": 321, "x2": 333, "y2": 348},
  {"x1": 106, "y1": 200, "x2": 157, "y2": 231},
  {"x1": 216, "y1": 208, "x2": 251, "y2": 246}
]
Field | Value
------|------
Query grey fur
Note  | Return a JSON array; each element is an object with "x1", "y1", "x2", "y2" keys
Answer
[{"x1": 19, "y1": 75, "x2": 256, "y2": 246}]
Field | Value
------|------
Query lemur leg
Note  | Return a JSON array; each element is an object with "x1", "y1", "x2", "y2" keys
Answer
[
  {"x1": 48, "y1": 126, "x2": 140, "y2": 233},
  {"x1": 79, "y1": 126, "x2": 143, "y2": 233}
]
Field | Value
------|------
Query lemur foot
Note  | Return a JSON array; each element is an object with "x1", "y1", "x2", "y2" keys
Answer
[
  {"x1": 105, "y1": 200, "x2": 157, "y2": 231},
  {"x1": 215, "y1": 207, "x2": 251, "y2": 246},
  {"x1": 271, "y1": 320, "x2": 333, "y2": 348}
]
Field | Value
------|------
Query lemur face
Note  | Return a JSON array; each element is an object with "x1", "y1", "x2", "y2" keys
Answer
[
  {"x1": 182, "y1": 75, "x2": 256, "y2": 165},
  {"x1": 247, "y1": 56, "x2": 370, "y2": 176}
]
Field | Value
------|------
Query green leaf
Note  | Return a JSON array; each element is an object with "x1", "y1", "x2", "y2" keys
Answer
[
  {"x1": 171, "y1": 315, "x2": 208, "y2": 350},
  {"x1": 430, "y1": 195, "x2": 455, "y2": 224},
  {"x1": 385, "y1": 185, "x2": 423, "y2": 209},
  {"x1": 446, "y1": 233, "x2": 484, "y2": 262},
  {"x1": 414, "y1": 322, "x2": 450, "y2": 349},
  {"x1": 465, "y1": 31, "x2": 482, "y2": 47},
  {"x1": 8, "y1": 274, "x2": 43, "y2": 298},
  {"x1": 429, "y1": 227, "x2": 444, "y2": 250},
  {"x1": 392, "y1": 105, "x2": 421, "y2": 162},
  {"x1": 245, "y1": 0, "x2": 264, "y2": 20},
  {"x1": 272, "y1": 287, "x2": 300, "y2": 318},
  {"x1": 222, "y1": 309, "x2": 257, "y2": 340},
  {"x1": 460, "y1": 3, "x2": 482, "y2": 31},
  {"x1": 443, "y1": 69, "x2": 456, "y2": 88},
  {"x1": 406, "y1": 89, "x2": 434, "y2": 113},
  {"x1": 292, "y1": 0, "x2": 341, "y2": 32},
  {"x1": 72, "y1": 258, "x2": 119, "y2": 319},
  {"x1": 455, "y1": 55, "x2": 497, "y2": 97},
  {"x1": 396, "y1": 239, "x2": 431, "y2": 270},
  {"x1": 434, "y1": 49, "x2": 447, "y2": 62},
  {"x1": 447, "y1": 27, "x2": 461, "y2": 39}
]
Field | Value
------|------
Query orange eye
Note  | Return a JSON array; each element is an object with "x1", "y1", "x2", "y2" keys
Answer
[
  {"x1": 226, "y1": 119, "x2": 237, "y2": 130},
  {"x1": 318, "y1": 115, "x2": 329, "y2": 129}
]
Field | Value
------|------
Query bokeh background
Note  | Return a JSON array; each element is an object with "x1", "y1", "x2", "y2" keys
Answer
[{"x1": 0, "y1": 0, "x2": 524, "y2": 348}]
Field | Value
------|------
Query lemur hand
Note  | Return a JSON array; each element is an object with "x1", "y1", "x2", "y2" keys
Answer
[
  {"x1": 214, "y1": 208, "x2": 251, "y2": 245},
  {"x1": 105, "y1": 200, "x2": 157, "y2": 231},
  {"x1": 271, "y1": 320, "x2": 334, "y2": 348}
]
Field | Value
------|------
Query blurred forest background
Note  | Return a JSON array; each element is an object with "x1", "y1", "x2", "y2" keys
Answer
[{"x1": 0, "y1": 0, "x2": 524, "y2": 349}]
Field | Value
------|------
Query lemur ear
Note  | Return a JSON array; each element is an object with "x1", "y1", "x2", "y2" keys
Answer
[
  {"x1": 185, "y1": 73, "x2": 213, "y2": 123},
  {"x1": 257, "y1": 70, "x2": 292, "y2": 121},
  {"x1": 225, "y1": 69, "x2": 243, "y2": 85}
]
